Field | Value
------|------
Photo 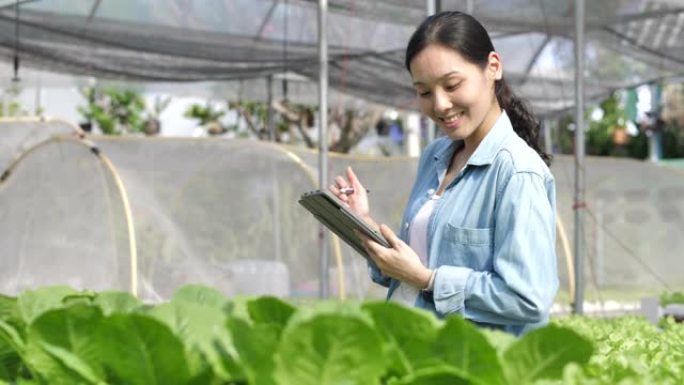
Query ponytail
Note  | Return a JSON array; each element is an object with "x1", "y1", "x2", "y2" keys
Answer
[{"x1": 495, "y1": 78, "x2": 552, "y2": 165}]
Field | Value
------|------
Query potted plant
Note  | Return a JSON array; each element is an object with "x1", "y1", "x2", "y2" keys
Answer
[
  {"x1": 143, "y1": 96, "x2": 171, "y2": 136},
  {"x1": 184, "y1": 103, "x2": 226, "y2": 136},
  {"x1": 78, "y1": 87, "x2": 146, "y2": 135}
]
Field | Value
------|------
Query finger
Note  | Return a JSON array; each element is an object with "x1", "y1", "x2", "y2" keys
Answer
[
  {"x1": 329, "y1": 183, "x2": 348, "y2": 198},
  {"x1": 328, "y1": 185, "x2": 348, "y2": 203},
  {"x1": 346, "y1": 166, "x2": 364, "y2": 190},
  {"x1": 364, "y1": 239, "x2": 387, "y2": 256},
  {"x1": 362, "y1": 241, "x2": 392, "y2": 275},
  {"x1": 379, "y1": 224, "x2": 401, "y2": 249},
  {"x1": 335, "y1": 176, "x2": 349, "y2": 189},
  {"x1": 356, "y1": 233, "x2": 378, "y2": 258}
]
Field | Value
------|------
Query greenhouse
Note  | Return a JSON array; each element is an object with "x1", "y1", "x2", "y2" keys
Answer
[{"x1": 1, "y1": 1, "x2": 684, "y2": 384}]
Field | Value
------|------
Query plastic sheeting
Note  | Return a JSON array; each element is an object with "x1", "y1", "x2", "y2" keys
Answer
[{"x1": 2, "y1": 120, "x2": 684, "y2": 301}]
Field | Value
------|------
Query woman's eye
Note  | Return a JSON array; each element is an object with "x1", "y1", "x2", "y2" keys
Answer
[
  {"x1": 418, "y1": 91, "x2": 431, "y2": 97},
  {"x1": 445, "y1": 83, "x2": 461, "y2": 91}
]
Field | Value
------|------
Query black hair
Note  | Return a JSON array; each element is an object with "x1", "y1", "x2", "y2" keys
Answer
[{"x1": 405, "y1": 11, "x2": 551, "y2": 165}]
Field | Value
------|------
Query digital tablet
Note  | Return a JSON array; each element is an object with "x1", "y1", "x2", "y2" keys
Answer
[{"x1": 298, "y1": 190, "x2": 390, "y2": 261}]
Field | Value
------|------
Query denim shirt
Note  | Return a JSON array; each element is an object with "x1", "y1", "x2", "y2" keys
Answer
[{"x1": 368, "y1": 111, "x2": 558, "y2": 335}]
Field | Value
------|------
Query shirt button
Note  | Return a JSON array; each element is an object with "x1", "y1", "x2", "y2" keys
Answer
[
  {"x1": 427, "y1": 188, "x2": 435, "y2": 196},
  {"x1": 404, "y1": 222, "x2": 409, "y2": 229}
]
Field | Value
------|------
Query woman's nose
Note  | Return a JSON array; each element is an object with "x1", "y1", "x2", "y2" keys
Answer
[{"x1": 433, "y1": 89, "x2": 452, "y2": 114}]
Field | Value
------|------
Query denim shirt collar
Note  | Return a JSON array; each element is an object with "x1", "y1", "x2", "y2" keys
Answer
[{"x1": 432, "y1": 110, "x2": 514, "y2": 170}]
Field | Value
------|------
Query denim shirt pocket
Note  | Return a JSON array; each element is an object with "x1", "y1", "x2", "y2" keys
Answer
[{"x1": 438, "y1": 224, "x2": 494, "y2": 270}]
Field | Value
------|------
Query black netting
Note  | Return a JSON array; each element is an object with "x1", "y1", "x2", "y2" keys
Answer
[{"x1": 0, "y1": 0, "x2": 681, "y2": 116}]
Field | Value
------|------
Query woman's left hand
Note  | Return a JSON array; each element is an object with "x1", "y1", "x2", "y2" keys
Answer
[{"x1": 360, "y1": 224, "x2": 432, "y2": 289}]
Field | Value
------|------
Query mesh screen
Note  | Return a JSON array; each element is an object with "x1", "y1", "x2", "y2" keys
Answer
[
  {"x1": 93, "y1": 138, "x2": 322, "y2": 300},
  {"x1": 0, "y1": 0, "x2": 682, "y2": 116},
  {"x1": 2, "y1": 120, "x2": 684, "y2": 300},
  {"x1": 0, "y1": 138, "x2": 130, "y2": 294},
  {"x1": 553, "y1": 155, "x2": 684, "y2": 292},
  {"x1": 0, "y1": 118, "x2": 80, "y2": 171}
]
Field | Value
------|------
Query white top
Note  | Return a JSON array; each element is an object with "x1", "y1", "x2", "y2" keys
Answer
[{"x1": 389, "y1": 193, "x2": 441, "y2": 305}]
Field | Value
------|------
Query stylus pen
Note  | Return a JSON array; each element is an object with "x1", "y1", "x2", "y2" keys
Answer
[{"x1": 340, "y1": 187, "x2": 370, "y2": 195}]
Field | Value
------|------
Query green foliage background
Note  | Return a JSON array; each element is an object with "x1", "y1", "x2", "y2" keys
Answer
[{"x1": 555, "y1": 92, "x2": 684, "y2": 160}]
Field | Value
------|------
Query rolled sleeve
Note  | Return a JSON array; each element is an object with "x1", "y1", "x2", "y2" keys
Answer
[
  {"x1": 367, "y1": 260, "x2": 392, "y2": 287},
  {"x1": 432, "y1": 265, "x2": 473, "y2": 315}
]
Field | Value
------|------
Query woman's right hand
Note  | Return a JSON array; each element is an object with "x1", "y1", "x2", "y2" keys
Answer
[{"x1": 328, "y1": 166, "x2": 371, "y2": 222}]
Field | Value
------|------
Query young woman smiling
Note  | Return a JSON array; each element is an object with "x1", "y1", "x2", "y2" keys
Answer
[{"x1": 330, "y1": 11, "x2": 557, "y2": 335}]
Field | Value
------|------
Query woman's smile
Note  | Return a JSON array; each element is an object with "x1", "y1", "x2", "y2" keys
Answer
[{"x1": 438, "y1": 110, "x2": 466, "y2": 130}]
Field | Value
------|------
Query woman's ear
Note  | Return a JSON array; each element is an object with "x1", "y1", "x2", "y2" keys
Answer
[{"x1": 487, "y1": 52, "x2": 503, "y2": 81}]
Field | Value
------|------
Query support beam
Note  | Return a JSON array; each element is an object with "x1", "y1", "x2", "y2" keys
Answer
[
  {"x1": 521, "y1": 36, "x2": 552, "y2": 86},
  {"x1": 86, "y1": 0, "x2": 103, "y2": 23},
  {"x1": 475, "y1": 8, "x2": 684, "y2": 36},
  {"x1": 426, "y1": 0, "x2": 436, "y2": 15},
  {"x1": 0, "y1": 0, "x2": 36, "y2": 11},
  {"x1": 648, "y1": 82, "x2": 663, "y2": 162},
  {"x1": 256, "y1": 0, "x2": 279, "y2": 40},
  {"x1": 542, "y1": 118, "x2": 553, "y2": 154},
  {"x1": 318, "y1": 0, "x2": 329, "y2": 299},
  {"x1": 425, "y1": 0, "x2": 437, "y2": 146},
  {"x1": 267, "y1": 74, "x2": 275, "y2": 141},
  {"x1": 573, "y1": 0, "x2": 586, "y2": 315}
]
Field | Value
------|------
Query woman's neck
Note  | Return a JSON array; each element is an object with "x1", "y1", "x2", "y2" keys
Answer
[{"x1": 462, "y1": 102, "x2": 502, "y2": 153}]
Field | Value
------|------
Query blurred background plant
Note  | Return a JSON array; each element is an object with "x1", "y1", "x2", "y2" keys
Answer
[
  {"x1": 143, "y1": 95, "x2": 172, "y2": 136},
  {"x1": 0, "y1": 83, "x2": 29, "y2": 117},
  {"x1": 555, "y1": 90, "x2": 684, "y2": 159},
  {"x1": 184, "y1": 102, "x2": 226, "y2": 136},
  {"x1": 78, "y1": 87, "x2": 147, "y2": 135}
]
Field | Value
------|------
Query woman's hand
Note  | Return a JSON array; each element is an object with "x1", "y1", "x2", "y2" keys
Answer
[
  {"x1": 360, "y1": 224, "x2": 432, "y2": 289},
  {"x1": 329, "y1": 166, "x2": 371, "y2": 222}
]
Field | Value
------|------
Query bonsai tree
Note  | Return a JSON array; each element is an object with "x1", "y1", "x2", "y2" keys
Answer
[
  {"x1": 184, "y1": 103, "x2": 226, "y2": 135},
  {"x1": 78, "y1": 87, "x2": 146, "y2": 135},
  {"x1": 229, "y1": 100, "x2": 270, "y2": 139},
  {"x1": 143, "y1": 95, "x2": 172, "y2": 136},
  {"x1": 230, "y1": 99, "x2": 380, "y2": 153}
]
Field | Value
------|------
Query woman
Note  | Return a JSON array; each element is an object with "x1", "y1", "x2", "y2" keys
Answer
[{"x1": 330, "y1": 11, "x2": 558, "y2": 335}]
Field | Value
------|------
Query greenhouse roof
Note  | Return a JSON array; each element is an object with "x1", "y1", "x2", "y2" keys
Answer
[{"x1": 0, "y1": 0, "x2": 683, "y2": 115}]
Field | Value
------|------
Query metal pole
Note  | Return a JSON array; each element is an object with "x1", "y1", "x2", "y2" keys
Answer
[
  {"x1": 318, "y1": 0, "x2": 330, "y2": 299},
  {"x1": 649, "y1": 82, "x2": 663, "y2": 162},
  {"x1": 267, "y1": 75, "x2": 275, "y2": 141},
  {"x1": 595, "y1": 200, "x2": 604, "y2": 287},
  {"x1": 34, "y1": 77, "x2": 42, "y2": 116},
  {"x1": 426, "y1": 0, "x2": 435, "y2": 15},
  {"x1": 425, "y1": 0, "x2": 437, "y2": 146},
  {"x1": 543, "y1": 118, "x2": 553, "y2": 154},
  {"x1": 573, "y1": 0, "x2": 586, "y2": 315},
  {"x1": 271, "y1": 162, "x2": 282, "y2": 262}
]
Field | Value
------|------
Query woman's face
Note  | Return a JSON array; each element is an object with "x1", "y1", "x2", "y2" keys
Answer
[{"x1": 409, "y1": 44, "x2": 502, "y2": 142}]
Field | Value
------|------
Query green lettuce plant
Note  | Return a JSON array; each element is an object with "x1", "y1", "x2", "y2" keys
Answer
[{"x1": 2, "y1": 285, "x2": 679, "y2": 384}]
